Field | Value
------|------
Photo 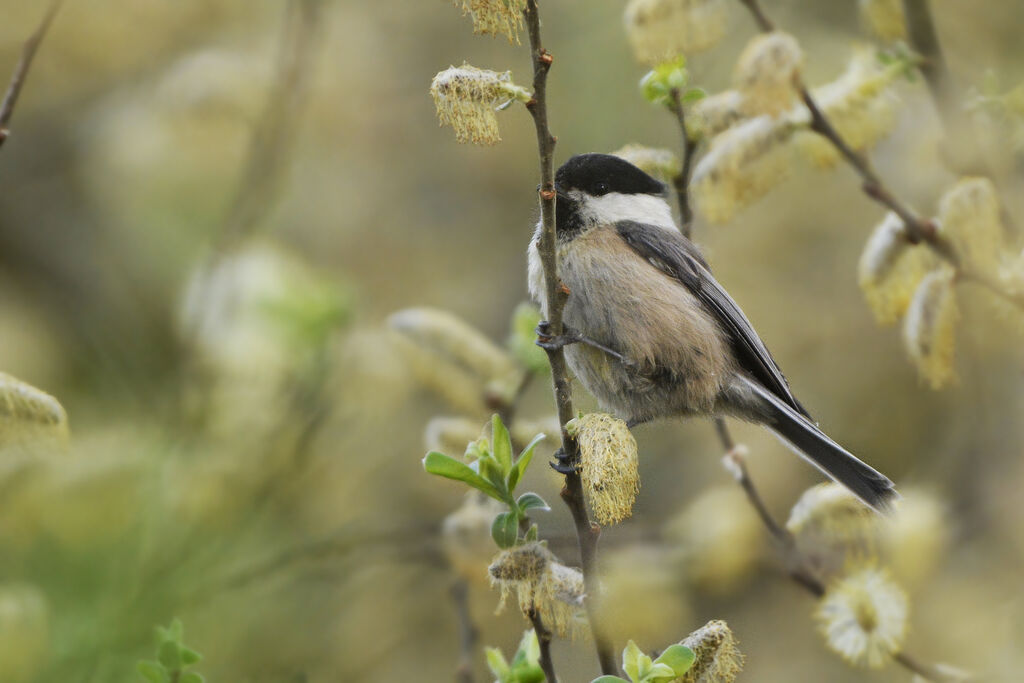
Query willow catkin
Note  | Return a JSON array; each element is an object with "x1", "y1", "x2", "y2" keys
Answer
[
  {"x1": 624, "y1": 0, "x2": 728, "y2": 65},
  {"x1": 937, "y1": 177, "x2": 1006, "y2": 271},
  {"x1": 797, "y1": 50, "x2": 903, "y2": 168},
  {"x1": 0, "y1": 373, "x2": 68, "y2": 452},
  {"x1": 687, "y1": 89, "x2": 747, "y2": 140},
  {"x1": 692, "y1": 115, "x2": 798, "y2": 224},
  {"x1": 570, "y1": 413, "x2": 639, "y2": 525},
  {"x1": 815, "y1": 566, "x2": 908, "y2": 669},
  {"x1": 903, "y1": 269, "x2": 959, "y2": 389},
  {"x1": 612, "y1": 144, "x2": 682, "y2": 184},
  {"x1": 733, "y1": 32, "x2": 803, "y2": 117},
  {"x1": 430, "y1": 64, "x2": 530, "y2": 145},
  {"x1": 858, "y1": 212, "x2": 936, "y2": 325},
  {"x1": 451, "y1": 0, "x2": 527, "y2": 44},
  {"x1": 680, "y1": 620, "x2": 745, "y2": 683}
]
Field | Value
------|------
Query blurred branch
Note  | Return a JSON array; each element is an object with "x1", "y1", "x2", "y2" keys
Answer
[
  {"x1": 451, "y1": 580, "x2": 478, "y2": 683},
  {"x1": 735, "y1": 0, "x2": 1024, "y2": 314},
  {"x1": 523, "y1": 0, "x2": 618, "y2": 676},
  {"x1": 0, "y1": 0, "x2": 63, "y2": 149},
  {"x1": 528, "y1": 608, "x2": 558, "y2": 683},
  {"x1": 218, "y1": 0, "x2": 322, "y2": 248},
  {"x1": 720, "y1": 444, "x2": 972, "y2": 682},
  {"x1": 667, "y1": 88, "x2": 698, "y2": 237}
]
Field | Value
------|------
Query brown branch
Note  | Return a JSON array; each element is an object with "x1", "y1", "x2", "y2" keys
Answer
[
  {"x1": 528, "y1": 609, "x2": 558, "y2": 683},
  {"x1": 717, "y1": 423, "x2": 969, "y2": 682},
  {"x1": 451, "y1": 580, "x2": 478, "y2": 683},
  {"x1": 667, "y1": 89, "x2": 698, "y2": 237},
  {"x1": 0, "y1": 0, "x2": 63, "y2": 148},
  {"x1": 522, "y1": 0, "x2": 618, "y2": 676},
  {"x1": 901, "y1": 0, "x2": 958, "y2": 131}
]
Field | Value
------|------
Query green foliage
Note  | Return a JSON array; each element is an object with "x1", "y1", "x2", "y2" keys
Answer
[
  {"x1": 507, "y1": 302, "x2": 549, "y2": 375},
  {"x1": 592, "y1": 641, "x2": 695, "y2": 683},
  {"x1": 136, "y1": 619, "x2": 205, "y2": 683},
  {"x1": 485, "y1": 630, "x2": 545, "y2": 683},
  {"x1": 424, "y1": 414, "x2": 548, "y2": 548},
  {"x1": 640, "y1": 57, "x2": 703, "y2": 108}
]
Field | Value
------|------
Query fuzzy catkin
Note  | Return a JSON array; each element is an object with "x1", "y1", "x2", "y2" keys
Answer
[
  {"x1": 572, "y1": 413, "x2": 639, "y2": 525},
  {"x1": 903, "y1": 269, "x2": 959, "y2": 389},
  {"x1": 734, "y1": 32, "x2": 803, "y2": 117},
  {"x1": 430, "y1": 65, "x2": 529, "y2": 145},
  {"x1": 624, "y1": 0, "x2": 727, "y2": 65}
]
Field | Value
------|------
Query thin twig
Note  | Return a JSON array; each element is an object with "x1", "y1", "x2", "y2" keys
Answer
[
  {"x1": 718, "y1": 427, "x2": 968, "y2": 682},
  {"x1": 901, "y1": 0, "x2": 955, "y2": 129},
  {"x1": 522, "y1": 0, "x2": 618, "y2": 675},
  {"x1": 528, "y1": 609, "x2": 558, "y2": 683},
  {"x1": 451, "y1": 580, "x2": 478, "y2": 683},
  {"x1": 0, "y1": 0, "x2": 63, "y2": 148},
  {"x1": 667, "y1": 89, "x2": 698, "y2": 237}
]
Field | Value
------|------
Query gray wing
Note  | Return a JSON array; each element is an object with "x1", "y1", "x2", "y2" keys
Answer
[{"x1": 616, "y1": 220, "x2": 811, "y2": 419}]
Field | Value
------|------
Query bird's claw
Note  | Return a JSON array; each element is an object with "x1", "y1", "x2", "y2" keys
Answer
[
  {"x1": 535, "y1": 320, "x2": 577, "y2": 352},
  {"x1": 548, "y1": 446, "x2": 578, "y2": 475}
]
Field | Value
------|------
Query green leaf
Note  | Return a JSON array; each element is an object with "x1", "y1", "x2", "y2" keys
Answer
[
  {"x1": 136, "y1": 660, "x2": 166, "y2": 683},
  {"x1": 166, "y1": 618, "x2": 184, "y2": 643},
  {"x1": 640, "y1": 57, "x2": 689, "y2": 107},
  {"x1": 423, "y1": 451, "x2": 504, "y2": 501},
  {"x1": 591, "y1": 678, "x2": 630, "y2": 683},
  {"x1": 492, "y1": 414, "x2": 513, "y2": 474},
  {"x1": 478, "y1": 456, "x2": 509, "y2": 494},
  {"x1": 653, "y1": 644, "x2": 695, "y2": 676},
  {"x1": 682, "y1": 87, "x2": 707, "y2": 103},
  {"x1": 646, "y1": 662, "x2": 677, "y2": 681},
  {"x1": 514, "y1": 433, "x2": 546, "y2": 483},
  {"x1": 491, "y1": 511, "x2": 519, "y2": 548},
  {"x1": 525, "y1": 523, "x2": 539, "y2": 542},
  {"x1": 485, "y1": 647, "x2": 510, "y2": 678},
  {"x1": 157, "y1": 641, "x2": 181, "y2": 670},
  {"x1": 179, "y1": 647, "x2": 202, "y2": 666},
  {"x1": 622, "y1": 640, "x2": 644, "y2": 682},
  {"x1": 517, "y1": 492, "x2": 550, "y2": 513},
  {"x1": 180, "y1": 674, "x2": 205, "y2": 683}
]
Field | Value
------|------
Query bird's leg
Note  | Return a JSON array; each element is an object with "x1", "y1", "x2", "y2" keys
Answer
[
  {"x1": 548, "y1": 446, "x2": 578, "y2": 475},
  {"x1": 535, "y1": 320, "x2": 636, "y2": 368}
]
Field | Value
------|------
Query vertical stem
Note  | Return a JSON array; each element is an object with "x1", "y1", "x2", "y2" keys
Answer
[
  {"x1": 528, "y1": 609, "x2": 558, "y2": 683},
  {"x1": 0, "y1": 0, "x2": 63, "y2": 147},
  {"x1": 667, "y1": 89, "x2": 698, "y2": 237},
  {"x1": 522, "y1": 0, "x2": 618, "y2": 676},
  {"x1": 451, "y1": 580, "x2": 478, "y2": 683}
]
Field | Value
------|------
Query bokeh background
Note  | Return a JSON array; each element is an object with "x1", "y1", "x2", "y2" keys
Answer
[{"x1": 1, "y1": 0, "x2": 1023, "y2": 681}]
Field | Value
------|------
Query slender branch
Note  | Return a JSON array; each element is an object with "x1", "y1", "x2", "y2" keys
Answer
[
  {"x1": 901, "y1": 0, "x2": 956, "y2": 128},
  {"x1": 0, "y1": 0, "x2": 63, "y2": 148},
  {"x1": 451, "y1": 580, "x2": 478, "y2": 683},
  {"x1": 528, "y1": 609, "x2": 558, "y2": 683},
  {"x1": 667, "y1": 89, "x2": 698, "y2": 237},
  {"x1": 718, "y1": 430, "x2": 969, "y2": 682},
  {"x1": 522, "y1": 1, "x2": 618, "y2": 675}
]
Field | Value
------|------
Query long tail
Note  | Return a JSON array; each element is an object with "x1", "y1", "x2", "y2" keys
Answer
[{"x1": 737, "y1": 378, "x2": 898, "y2": 512}]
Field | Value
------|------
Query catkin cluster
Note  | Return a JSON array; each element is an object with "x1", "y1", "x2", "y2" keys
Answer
[
  {"x1": 430, "y1": 65, "x2": 530, "y2": 145},
  {"x1": 571, "y1": 413, "x2": 640, "y2": 525},
  {"x1": 624, "y1": 0, "x2": 728, "y2": 65},
  {"x1": 488, "y1": 543, "x2": 586, "y2": 638}
]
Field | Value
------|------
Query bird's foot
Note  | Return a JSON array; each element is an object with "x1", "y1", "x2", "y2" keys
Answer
[
  {"x1": 548, "y1": 446, "x2": 578, "y2": 475},
  {"x1": 535, "y1": 320, "x2": 637, "y2": 369}
]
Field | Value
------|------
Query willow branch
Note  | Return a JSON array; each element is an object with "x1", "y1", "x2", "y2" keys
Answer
[
  {"x1": 527, "y1": 609, "x2": 558, "y2": 683},
  {"x1": 735, "y1": 0, "x2": 1024, "y2": 314},
  {"x1": 522, "y1": 0, "x2": 618, "y2": 676},
  {"x1": 667, "y1": 89, "x2": 698, "y2": 237},
  {"x1": 720, "y1": 438, "x2": 970, "y2": 682},
  {"x1": 451, "y1": 580, "x2": 478, "y2": 683},
  {"x1": 901, "y1": 0, "x2": 957, "y2": 130},
  {"x1": 0, "y1": 0, "x2": 63, "y2": 148}
]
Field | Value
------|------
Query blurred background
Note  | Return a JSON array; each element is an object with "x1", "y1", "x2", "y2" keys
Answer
[{"x1": 1, "y1": 0, "x2": 1023, "y2": 681}]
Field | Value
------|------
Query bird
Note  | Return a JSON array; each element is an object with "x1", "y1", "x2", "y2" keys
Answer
[{"x1": 527, "y1": 152, "x2": 897, "y2": 511}]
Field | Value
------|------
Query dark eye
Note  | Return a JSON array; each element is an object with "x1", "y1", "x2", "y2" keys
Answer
[{"x1": 595, "y1": 182, "x2": 610, "y2": 195}]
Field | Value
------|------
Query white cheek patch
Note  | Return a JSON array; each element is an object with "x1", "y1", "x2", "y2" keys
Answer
[{"x1": 579, "y1": 192, "x2": 678, "y2": 232}]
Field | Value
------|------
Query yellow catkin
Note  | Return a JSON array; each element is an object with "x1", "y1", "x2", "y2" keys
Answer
[
  {"x1": 859, "y1": 0, "x2": 907, "y2": 42},
  {"x1": 571, "y1": 413, "x2": 639, "y2": 525},
  {"x1": 903, "y1": 269, "x2": 959, "y2": 389},
  {"x1": 0, "y1": 373, "x2": 68, "y2": 451},
  {"x1": 786, "y1": 483, "x2": 878, "y2": 574},
  {"x1": 815, "y1": 566, "x2": 908, "y2": 669},
  {"x1": 879, "y1": 488, "x2": 949, "y2": 586},
  {"x1": 624, "y1": 0, "x2": 728, "y2": 65},
  {"x1": 488, "y1": 544, "x2": 585, "y2": 638},
  {"x1": 612, "y1": 144, "x2": 682, "y2": 183},
  {"x1": 692, "y1": 115, "x2": 798, "y2": 224},
  {"x1": 452, "y1": 0, "x2": 527, "y2": 44},
  {"x1": 858, "y1": 212, "x2": 936, "y2": 325},
  {"x1": 797, "y1": 50, "x2": 903, "y2": 168},
  {"x1": 937, "y1": 177, "x2": 1005, "y2": 270},
  {"x1": 430, "y1": 64, "x2": 530, "y2": 145},
  {"x1": 680, "y1": 620, "x2": 745, "y2": 683},
  {"x1": 734, "y1": 32, "x2": 804, "y2": 117},
  {"x1": 688, "y1": 90, "x2": 747, "y2": 141}
]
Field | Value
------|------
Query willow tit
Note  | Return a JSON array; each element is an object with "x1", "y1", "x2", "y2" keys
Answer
[{"x1": 528, "y1": 153, "x2": 896, "y2": 511}]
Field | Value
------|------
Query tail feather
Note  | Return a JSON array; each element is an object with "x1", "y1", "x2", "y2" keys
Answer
[{"x1": 739, "y1": 379, "x2": 898, "y2": 512}]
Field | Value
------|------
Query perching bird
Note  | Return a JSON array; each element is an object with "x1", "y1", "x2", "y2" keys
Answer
[{"x1": 527, "y1": 153, "x2": 897, "y2": 511}]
